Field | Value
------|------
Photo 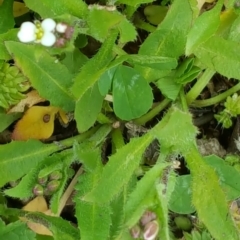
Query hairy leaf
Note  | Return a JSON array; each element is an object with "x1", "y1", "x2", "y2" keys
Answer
[
  {"x1": 186, "y1": 0, "x2": 223, "y2": 55},
  {"x1": 0, "y1": 0, "x2": 14, "y2": 34},
  {"x1": 5, "y1": 42, "x2": 75, "y2": 111},
  {"x1": 0, "y1": 219, "x2": 36, "y2": 240},
  {"x1": 136, "y1": 0, "x2": 193, "y2": 81},
  {"x1": 23, "y1": 0, "x2": 87, "y2": 18},
  {"x1": 0, "y1": 140, "x2": 58, "y2": 187},
  {"x1": 83, "y1": 133, "x2": 153, "y2": 204},
  {"x1": 194, "y1": 35, "x2": 240, "y2": 80},
  {"x1": 113, "y1": 65, "x2": 153, "y2": 120},
  {"x1": 125, "y1": 162, "x2": 169, "y2": 226}
]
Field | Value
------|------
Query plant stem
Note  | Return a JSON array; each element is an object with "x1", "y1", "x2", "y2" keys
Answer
[
  {"x1": 111, "y1": 127, "x2": 125, "y2": 152},
  {"x1": 134, "y1": 98, "x2": 171, "y2": 125},
  {"x1": 191, "y1": 81, "x2": 240, "y2": 107},
  {"x1": 134, "y1": 14, "x2": 156, "y2": 33},
  {"x1": 124, "y1": 5, "x2": 136, "y2": 19},
  {"x1": 179, "y1": 88, "x2": 188, "y2": 112},
  {"x1": 186, "y1": 69, "x2": 215, "y2": 105}
]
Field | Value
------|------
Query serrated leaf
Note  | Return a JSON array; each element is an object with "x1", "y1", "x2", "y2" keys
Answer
[
  {"x1": 23, "y1": 0, "x2": 87, "y2": 18},
  {"x1": 136, "y1": 0, "x2": 193, "y2": 82},
  {"x1": 194, "y1": 35, "x2": 240, "y2": 79},
  {"x1": 125, "y1": 162, "x2": 168, "y2": 226},
  {"x1": 0, "y1": 220, "x2": 36, "y2": 240},
  {"x1": 87, "y1": 7, "x2": 136, "y2": 43},
  {"x1": 186, "y1": 0, "x2": 223, "y2": 55},
  {"x1": 5, "y1": 42, "x2": 75, "y2": 111},
  {"x1": 4, "y1": 155, "x2": 59, "y2": 199},
  {"x1": 83, "y1": 133, "x2": 153, "y2": 204},
  {"x1": 0, "y1": 140, "x2": 57, "y2": 187},
  {"x1": 0, "y1": 0, "x2": 14, "y2": 34},
  {"x1": 112, "y1": 65, "x2": 153, "y2": 120}
]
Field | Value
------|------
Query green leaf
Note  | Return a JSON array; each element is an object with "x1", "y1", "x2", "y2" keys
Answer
[
  {"x1": 117, "y1": 0, "x2": 153, "y2": 6},
  {"x1": 125, "y1": 162, "x2": 168, "y2": 226},
  {"x1": 194, "y1": 35, "x2": 240, "y2": 79},
  {"x1": 0, "y1": 219, "x2": 36, "y2": 240},
  {"x1": 74, "y1": 169, "x2": 111, "y2": 240},
  {"x1": 83, "y1": 133, "x2": 153, "y2": 204},
  {"x1": 75, "y1": 82, "x2": 104, "y2": 132},
  {"x1": 72, "y1": 31, "x2": 118, "y2": 131},
  {"x1": 204, "y1": 155, "x2": 240, "y2": 201},
  {"x1": 0, "y1": 29, "x2": 18, "y2": 60},
  {"x1": 0, "y1": 108, "x2": 21, "y2": 132},
  {"x1": 186, "y1": 0, "x2": 223, "y2": 55},
  {"x1": 112, "y1": 65, "x2": 153, "y2": 120},
  {"x1": 0, "y1": 140, "x2": 57, "y2": 187},
  {"x1": 5, "y1": 42, "x2": 75, "y2": 111},
  {"x1": 169, "y1": 175, "x2": 195, "y2": 214},
  {"x1": 4, "y1": 155, "x2": 60, "y2": 199},
  {"x1": 136, "y1": 0, "x2": 193, "y2": 81},
  {"x1": 0, "y1": 0, "x2": 14, "y2": 34},
  {"x1": 23, "y1": 0, "x2": 88, "y2": 18},
  {"x1": 61, "y1": 48, "x2": 88, "y2": 74},
  {"x1": 87, "y1": 6, "x2": 137, "y2": 42},
  {"x1": 25, "y1": 212, "x2": 80, "y2": 240}
]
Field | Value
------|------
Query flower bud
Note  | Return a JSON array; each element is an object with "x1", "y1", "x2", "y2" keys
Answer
[
  {"x1": 140, "y1": 211, "x2": 157, "y2": 226},
  {"x1": 33, "y1": 184, "x2": 44, "y2": 196},
  {"x1": 174, "y1": 216, "x2": 192, "y2": 231},
  {"x1": 56, "y1": 22, "x2": 68, "y2": 33},
  {"x1": 54, "y1": 38, "x2": 66, "y2": 47},
  {"x1": 37, "y1": 176, "x2": 48, "y2": 185},
  {"x1": 49, "y1": 170, "x2": 63, "y2": 180},
  {"x1": 47, "y1": 180, "x2": 60, "y2": 192},
  {"x1": 143, "y1": 220, "x2": 159, "y2": 240},
  {"x1": 64, "y1": 26, "x2": 74, "y2": 39},
  {"x1": 130, "y1": 225, "x2": 141, "y2": 239}
]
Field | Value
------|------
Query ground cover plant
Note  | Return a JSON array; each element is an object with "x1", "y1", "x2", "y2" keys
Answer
[{"x1": 2, "y1": 0, "x2": 240, "y2": 239}]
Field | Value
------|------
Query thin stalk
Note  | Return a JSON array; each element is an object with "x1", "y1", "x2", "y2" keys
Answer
[
  {"x1": 134, "y1": 15, "x2": 156, "y2": 33},
  {"x1": 191, "y1": 81, "x2": 240, "y2": 107},
  {"x1": 124, "y1": 5, "x2": 136, "y2": 19},
  {"x1": 186, "y1": 69, "x2": 215, "y2": 105},
  {"x1": 111, "y1": 127, "x2": 125, "y2": 152},
  {"x1": 134, "y1": 98, "x2": 171, "y2": 125},
  {"x1": 179, "y1": 88, "x2": 188, "y2": 112}
]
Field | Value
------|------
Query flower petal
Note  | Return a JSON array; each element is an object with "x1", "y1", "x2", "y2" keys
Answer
[
  {"x1": 41, "y1": 18, "x2": 56, "y2": 32},
  {"x1": 41, "y1": 32, "x2": 56, "y2": 46},
  {"x1": 17, "y1": 22, "x2": 36, "y2": 42},
  {"x1": 56, "y1": 23, "x2": 67, "y2": 33}
]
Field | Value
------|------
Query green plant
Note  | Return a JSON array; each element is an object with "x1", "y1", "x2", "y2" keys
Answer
[{"x1": 1, "y1": 0, "x2": 240, "y2": 240}]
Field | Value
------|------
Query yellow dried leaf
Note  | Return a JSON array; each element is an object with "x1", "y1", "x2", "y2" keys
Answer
[
  {"x1": 21, "y1": 196, "x2": 53, "y2": 236},
  {"x1": 8, "y1": 90, "x2": 45, "y2": 113},
  {"x1": 12, "y1": 106, "x2": 59, "y2": 141}
]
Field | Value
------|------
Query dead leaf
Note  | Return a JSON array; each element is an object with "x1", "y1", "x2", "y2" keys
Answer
[
  {"x1": 21, "y1": 196, "x2": 53, "y2": 236},
  {"x1": 8, "y1": 90, "x2": 45, "y2": 114},
  {"x1": 0, "y1": 1, "x2": 29, "y2": 17},
  {"x1": 12, "y1": 106, "x2": 59, "y2": 140}
]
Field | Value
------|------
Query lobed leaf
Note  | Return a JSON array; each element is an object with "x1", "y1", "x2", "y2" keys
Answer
[{"x1": 5, "y1": 42, "x2": 75, "y2": 111}]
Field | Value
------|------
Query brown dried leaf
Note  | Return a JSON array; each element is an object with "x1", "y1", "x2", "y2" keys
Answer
[{"x1": 8, "y1": 90, "x2": 45, "y2": 113}]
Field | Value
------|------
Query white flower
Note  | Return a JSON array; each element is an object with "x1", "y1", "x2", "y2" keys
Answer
[
  {"x1": 56, "y1": 23, "x2": 68, "y2": 33},
  {"x1": 17, "y1": 18, "x2": 57, "y2": 47}
]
